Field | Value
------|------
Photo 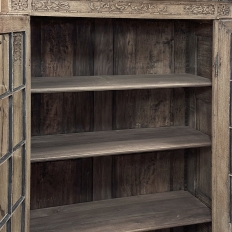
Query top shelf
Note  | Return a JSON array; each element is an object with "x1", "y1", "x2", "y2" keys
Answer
[{"x1": 31, "y1": 74, "x2": 212, "y2": 93}]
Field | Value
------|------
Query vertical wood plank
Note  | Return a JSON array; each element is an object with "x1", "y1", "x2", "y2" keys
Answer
[
  {"x1": 93, "y1": 19, "x2": 113, "y2": 201},
  {"x1": 212, "y1": 20, "x2": 230, "y2": 232},
  {"x1": 113, "y1": 19, "x2": 137, "y2": 198}
]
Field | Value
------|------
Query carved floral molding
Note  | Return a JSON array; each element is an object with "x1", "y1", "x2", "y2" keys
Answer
[
  {"x1": 13, "y1": 33, "x2": 22, "y2": 62},
  {"x1": 218, "y1": 4, "x2": 230, "y2": 16},
  {"x1": 183, "y1": 4, "x2": 215, "y2": 15},
  {"x1": 11, "y1": 0, "x2": 28, "y2": 11},
  {"x1": 32, "y1": 0, "x2": 69, "y2": 11}
]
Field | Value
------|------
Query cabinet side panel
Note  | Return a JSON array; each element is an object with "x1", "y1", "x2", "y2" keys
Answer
[{"x1": 186, "y1": 21, "x2": 213, "y2": 231}]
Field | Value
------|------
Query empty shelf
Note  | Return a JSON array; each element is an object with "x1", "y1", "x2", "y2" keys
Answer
[
  {"x1": 31, "y1": 126, "x2": 211, "y2": 163},
  {"x1": 31, "y1": 74, "x2": 212, "y2": 93},
  {"x1": 30, "y1": 190, "x2": 211, "y2": 232}
]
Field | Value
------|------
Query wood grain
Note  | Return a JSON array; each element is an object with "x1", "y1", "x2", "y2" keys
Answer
[
  {"x1": 31, "y1": 126, "x2": 211, "y2": 162},
  {"x1": 30, "y1": 190, "x2": 211, "y2": 232}
]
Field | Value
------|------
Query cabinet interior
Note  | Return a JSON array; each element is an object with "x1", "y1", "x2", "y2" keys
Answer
[{"x1": 30, "y1": 17, "x2": 213, "y2": 231}]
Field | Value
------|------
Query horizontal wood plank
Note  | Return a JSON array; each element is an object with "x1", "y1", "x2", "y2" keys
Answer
[
  {"x1": 31, "y1": 126, "x2": 211, "y2": 162},
  {"x1": 30, "y1": 190, "x2": 211, "y2": 232},
  {"x1": 31, "y1": 74, "x2": 212, "y2": 93}
]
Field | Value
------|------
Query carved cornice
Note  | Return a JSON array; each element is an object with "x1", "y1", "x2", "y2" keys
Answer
[{"x1": 30, "y1": 1, "x2": 232, "y2": 19}]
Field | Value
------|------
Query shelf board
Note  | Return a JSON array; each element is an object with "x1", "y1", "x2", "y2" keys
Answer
[
  {"x1": 31, "y1": 126, "x2": 211, "y2": 163},
  {"x1": 30, "y1": 190, "x2": 211, "y2": 232},
  {"x1": 31, "y1": 74, "x2": 212, "y2": 93}
]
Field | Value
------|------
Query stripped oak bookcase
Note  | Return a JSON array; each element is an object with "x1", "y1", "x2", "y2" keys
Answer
[{"x1": 1, "y1": 1, "x2": 232, "y2": 232}]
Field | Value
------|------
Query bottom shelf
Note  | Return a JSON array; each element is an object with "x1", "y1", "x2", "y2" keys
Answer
[{"x1": 30, "y1": 191, "x2": 211, "y2": 232}]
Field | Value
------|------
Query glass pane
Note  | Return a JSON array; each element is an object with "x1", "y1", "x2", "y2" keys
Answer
[
  {"x1": 13, "y1": 91, "x2": 23, "y2": 147},
  {"x1": 0, "y1": 34, "x2": 9, "y2": 96},
  {"x1": 0, "y1": 160, "x2": 8, "y2": 221},
  {"x1": 13, "y1": 33, "x2": 23, "y2": 89},
  {"x1": 0, "y1": 97, "x2": 9, "y2": 158},
  {"x1": 12, "y1": 204, "x2": 22, "y2": 232},
  {"x1": 12, "y1": 147, "x2": 22, "y2": 206}
]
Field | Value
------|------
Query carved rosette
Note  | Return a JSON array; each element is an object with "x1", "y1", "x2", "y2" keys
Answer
[
  {"x1": 32, "y1": 0, "x2": 70, "y2": 11},
  {"x1": 11, "y1": 0, "x2": 28, "y2": 11},
  {"x1": 218, "y1": 4, "x2": 230, "y2": 16},
  {"x1": 183, "y1": 4, "x2": 215, "y2": 15},
  {"x1": 13, "y1": 33, "x2": 22, "y2": 62},
  {"x1": 88, "y1": 2, "x2": 168, "y2": 14}
]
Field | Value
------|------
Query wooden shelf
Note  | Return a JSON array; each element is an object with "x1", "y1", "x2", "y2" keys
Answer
[
  {"x1": 31, "y1": 74, "x2": 212, "y2": 93},
  {"x1": 31, "y1": 126, "x2": 211, "y2": 163},
  {"x1": 30, "y1": 190, "x2": 211, "y2": 232}
]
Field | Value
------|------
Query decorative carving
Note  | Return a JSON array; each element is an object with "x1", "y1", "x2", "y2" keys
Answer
[
  {"x1": 183, "y1": 4, "x2": 215, "y2": 15},
  {"x1": 11, "y1": 0, "x2": 28, "y2": 11},
  {"x1": 218, "y1": 4, "x2": 230, "y2": 16},
  {"x1": 88, "y1": 2, "x2": 168, "y2": 14},
  {"x1": 13, "y1": 33, "x2": 22, "y2": 62},
  {"x1": 32, "y1": 0, "x2": 70, "y2": 11}
]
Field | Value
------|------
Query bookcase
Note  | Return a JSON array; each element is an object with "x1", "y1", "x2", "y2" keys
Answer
[{"x1": 0, "y1": 1, "x2": 232, "y2": 232}]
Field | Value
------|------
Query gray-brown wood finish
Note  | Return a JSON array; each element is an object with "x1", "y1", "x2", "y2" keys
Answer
[
  {"x1": 30, "y1": 18, "x2": 213, "y2": 232},
  {"x1": 31, "y1": 126, "x2": 211, "y2": 162},
  {"x1": 30, "y1": 191, "x2": 211, "y2": 232}
]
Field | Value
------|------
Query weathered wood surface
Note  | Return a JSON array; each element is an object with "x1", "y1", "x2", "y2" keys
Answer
[
  {"x1": 31, "y1": 126, "x2": 211, "y2": 162},
  {"x1": 31, "y1": 74, "x2": 211, "y2": 93},
  {"x1": 30, "y1": 191, "x2": 211, "y2": 232},
  {"x1": 0, "y1": 16, "x2": 30, "y2": 33},
  {"x1": 30, "y1": 19, "x2": 210, "y2": 232},
  {"x1": 0, "y1": 34, "x2": 9, "y2": 96},
  {"x1": 211, "y1": 20, "x2": 231, "y2": 232}
]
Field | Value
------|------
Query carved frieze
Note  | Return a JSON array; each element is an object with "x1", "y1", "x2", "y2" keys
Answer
[
  {"x1": 183, "y1": 4, "x2": 215, "y2": 15},
  {"x1": 88, "y1": 2, "x2": 168, "y2": 14},
  {"x1": 32, "y1": 0, "x2": 69, "y2": 11}
]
